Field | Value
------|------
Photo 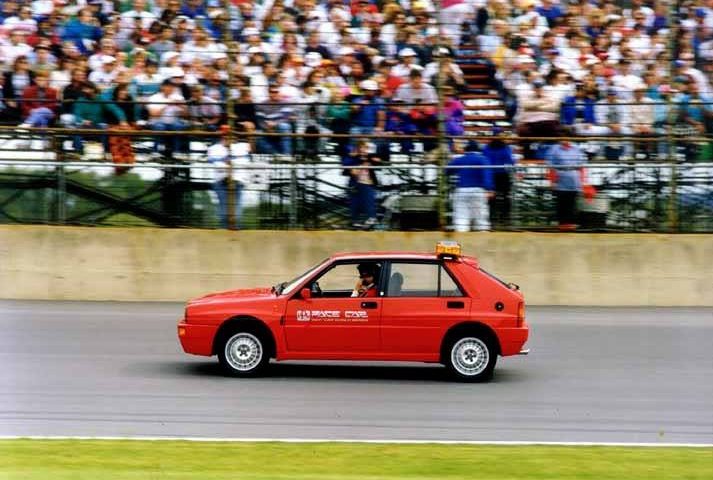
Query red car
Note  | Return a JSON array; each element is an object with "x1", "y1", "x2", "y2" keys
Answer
[{"x1": 178, "y1": 242, "x2": 529, "y2": 382}]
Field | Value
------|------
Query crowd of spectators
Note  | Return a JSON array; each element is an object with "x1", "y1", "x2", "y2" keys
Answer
[
  {"x1": 1, "y1": 0, "x2": 712, "y2": 229},
  {"x1": 0, "y1": 0, "x2": 472, "y2": 158},
  {"x1": 0, "y1": 1, "x2": 711, "y2": 156},
  {"x1": 488, "y1": 0, "x2": 713, "y2": 160}
]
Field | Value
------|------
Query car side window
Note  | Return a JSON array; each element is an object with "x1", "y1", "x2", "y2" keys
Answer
[
  {"x1": 311, "y1": 263, "x2": 358, "y2": 298},
  {"x1": 387, "y1": 263, "x2": 463, "y2": 297},
  {"x1": 310, "y1": 262, "x2": 383, "y2": 298}
]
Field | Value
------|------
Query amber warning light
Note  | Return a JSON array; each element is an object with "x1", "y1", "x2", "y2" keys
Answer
[{"x1": 436, "y1": 241, "x2": 461, "y2": 259}]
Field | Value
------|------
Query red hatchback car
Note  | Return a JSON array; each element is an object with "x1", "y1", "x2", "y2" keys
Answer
[{"x1": 178, "y1": 242, "x2": 529, "y2": 382}]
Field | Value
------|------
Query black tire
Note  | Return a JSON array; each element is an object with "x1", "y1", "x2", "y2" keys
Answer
[
  {"x1": 217, "y1": 330, "x2": 270, "y2": 377},
  {"x1": 444, "y1": 335, "x2": 497, "y2": 382}
]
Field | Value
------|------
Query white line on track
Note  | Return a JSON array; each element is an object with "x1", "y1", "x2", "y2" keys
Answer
[{"x1": 0, "y1": 436, "x2": 711, "y2": 448}]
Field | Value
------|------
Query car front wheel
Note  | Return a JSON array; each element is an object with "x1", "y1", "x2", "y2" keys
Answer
[
  {"x1": 446, "y1": 336, "x2": 497, "y2": 382},
  {"x1": 218, "y1": 331, "x2": 269, "y2": 377}
]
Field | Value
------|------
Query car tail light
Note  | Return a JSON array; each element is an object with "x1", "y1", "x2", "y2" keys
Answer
[{"x1": 517, "y1": 302, "x2": 525, "y2": 327}]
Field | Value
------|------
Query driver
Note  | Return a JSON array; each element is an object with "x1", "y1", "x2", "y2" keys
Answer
[{"x1": 351, "y1": 263, "x2": 380, "y2": 297}]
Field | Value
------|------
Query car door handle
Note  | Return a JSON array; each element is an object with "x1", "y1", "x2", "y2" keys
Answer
[
  {"x1": 447, "y1": 301, "x2": 464, "y2": 309},
  {"x1": 361, "y1": 301, "x2": 378, "y2": 309}
]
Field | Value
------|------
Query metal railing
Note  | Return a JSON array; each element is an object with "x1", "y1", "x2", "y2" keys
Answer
[{"x1": 0, "y1": 127, "x2": 711, "y2": 232}]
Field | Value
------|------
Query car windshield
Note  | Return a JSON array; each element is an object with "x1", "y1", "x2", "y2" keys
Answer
[{"x1": 280, "y1": 258, "x2": 330, "y2": 295}]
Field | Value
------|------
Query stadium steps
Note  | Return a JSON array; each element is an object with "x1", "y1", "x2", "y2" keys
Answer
[{"x1": 454, "y1": 45, "x2": 510, "y2": 138}]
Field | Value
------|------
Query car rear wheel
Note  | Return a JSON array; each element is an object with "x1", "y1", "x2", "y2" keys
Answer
[
  {"x1": 218, "y1": 331, "x2": 269, "y2": 377},
  {"x1": 446, "y1": 336, "x2": 496, "y2": 382}
]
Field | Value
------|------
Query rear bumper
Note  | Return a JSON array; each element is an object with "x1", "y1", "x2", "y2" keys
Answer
[
  {"x1": 177, "y1": 322, "x2": 216, "y2": 356},
  {"x1": 497, "y1": 326, "x2": 530, "y2": 357}
]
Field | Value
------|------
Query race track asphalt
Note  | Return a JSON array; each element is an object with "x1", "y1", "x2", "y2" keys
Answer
[{"x1": 1, "y1": 301, "x2": 712, "y2": 444}]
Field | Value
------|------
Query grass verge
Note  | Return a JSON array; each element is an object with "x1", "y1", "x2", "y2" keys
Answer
[{"x1": 1, "y1": 440, "x2": 711, "y2": 480}]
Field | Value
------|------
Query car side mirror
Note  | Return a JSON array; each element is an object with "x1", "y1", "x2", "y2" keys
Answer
[{"x1": 300, "y1": 288, "x2": 311, "y2": 300}]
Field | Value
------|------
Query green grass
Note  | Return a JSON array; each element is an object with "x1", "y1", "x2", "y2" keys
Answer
[{"x1": 0, "y1": 440, "x2": 711, "y2": 480}]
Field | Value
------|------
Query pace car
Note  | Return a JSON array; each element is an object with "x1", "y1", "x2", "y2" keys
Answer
[{"x1": 178, "y1": 241, "x2": 529, "y2": 382}]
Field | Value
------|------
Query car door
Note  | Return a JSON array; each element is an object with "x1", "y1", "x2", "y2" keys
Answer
[
  {"x1": 283, "y1": 262, "x2": 382, "y2": 354},
  {"x1": 380, "y1": 261, "x2": 470, "y2": 356}
]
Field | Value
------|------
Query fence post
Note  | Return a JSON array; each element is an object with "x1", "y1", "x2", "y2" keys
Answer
[
  {"x1": 223, "y1": 0, "x2": 236, "y2": 230},
  {"x1": 54, "y1": 135, "x2": 66, "y2": 224},
  {"x1": 666, "y1": 1, "x2": 679, "y2": 232}
]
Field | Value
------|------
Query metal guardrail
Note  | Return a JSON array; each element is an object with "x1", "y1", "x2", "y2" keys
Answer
[{"x1": 2, "y1": 155, "x2": 712, "y2": 232}]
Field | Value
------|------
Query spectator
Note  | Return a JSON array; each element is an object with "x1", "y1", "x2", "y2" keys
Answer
[
  {"x1": 326, "y1": 86, "x2": 352, "y2": 156},
  {"x1": 255, "y1": 84, "x2": 294, "y2": 155},
  {"x1": 391, "y1": 47, "x2": 419, "y2": 79},
  {"x1": 483, "y1": 131, "x2": 516, "y2": 227},
  {"x1": 233, "y1": 86, "x2": 257, "y2": 138},
  {"x1": 446, "y1": 140, "x2": 494, "y2": 232},
  {"x1": 132, "y1": 58, "x2": 163, "y2": 103},
  {"x1": 50, "y1": 56, "x2": 74, "y2": 92},
  {"x1": 207, "y1": 127, "x2": 247, "y2": 229},
  {"x1": 516, "y1": 78, "x2": 560, "y2": 159},
  {"x1": 111, "y1": 83, "x2": 138, "y2": 125},
  {"x1": 0, "y1": 28, "x2": 32, "y2": 64},
  {"x1": 71, "y1": 81, "x2": 125, "y2": 154},
  {"x1": 188, "y1": 84, "x2": 222, "y2": 131},
  {"x1": 121, "y1": 0, "x2": 157, "y2": 31},
  {"x1": 19, "y1": 69, "x2": 58, "y2": 127},
  {"x1": 146, "y1": 78, "x2": 188, "y2": 157},
  {"x1": 61, "y1": 7, "x2": 103, "y2": 55},
  {"x1": 88, "y1": 55, "x2": 119, "y2": 92},
  {"x1": 629, "y1": 85, "x2": 656, "y2": 158},
  {"x1": 60, "y1": 67, "x2": 87, "y2": 127},
  {"x1": 595, "y1": 88, "x2": 632, "y2": 160},
  {"x1": 423, "y1": 48, "x2": 465, "y2": 92},
  {"x1": 343, "y1": 139, "x2": 381, "y2": 229},
  {"x1": 392, "y1": 69, "x2": 438, "y2": 153},
  {"x1": 2, "y1": 55, "x2": 35, "y2": 123},
  {"x1": 561, "y1": 82, "x2": 597, "y2": 134},
  {"x1": 351, "y1": 78, "x2": 386, "y2": 137},
  {"x1": 546, "y1": 133, "x2": 586, "y2": 232}
]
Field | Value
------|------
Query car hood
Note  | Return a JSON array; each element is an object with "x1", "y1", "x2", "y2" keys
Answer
[{"x1": 189, "y1": 287, "x2": 274, "y2": 303}]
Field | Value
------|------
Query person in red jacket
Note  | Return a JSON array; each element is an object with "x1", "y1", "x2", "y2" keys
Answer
[
  {"x1": 351, "y1": 263, "x2": 380, "y2": 298},
  {"x1": 19, "y1": 69, "x2": 58, "y2": 127}
]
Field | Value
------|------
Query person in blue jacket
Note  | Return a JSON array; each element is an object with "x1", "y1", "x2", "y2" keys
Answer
[
  {"x1": 446, "y1": 140, "x2": 494, "y2": 232},
  {"x1": 483, "y1": 129, "x2": 515, "y2": 227},
  {"x1": 61, "y1": 8, "x2": 103, "y2": 55},
  {"x1": 560, "y1": 82, "x2": 597, "y2": 130}
]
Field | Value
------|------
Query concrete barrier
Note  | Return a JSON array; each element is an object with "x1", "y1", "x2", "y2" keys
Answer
[{"x1": 1, "y1": 226, "x2": 711, "y2": 305}]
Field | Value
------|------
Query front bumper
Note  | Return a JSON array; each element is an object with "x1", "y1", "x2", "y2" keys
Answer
[{"x1": 177, "y1": 322, "x2": 217, "y2": 356}]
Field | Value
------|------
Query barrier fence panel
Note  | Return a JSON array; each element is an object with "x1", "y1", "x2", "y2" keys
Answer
[{"x1": 0, "y1": 128, "x2": 712, "y2": 232}]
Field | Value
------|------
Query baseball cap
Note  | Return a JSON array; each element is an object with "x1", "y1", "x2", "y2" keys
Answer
[
  {"x1": 360, "y1": 79, "x2": 379, "y2": 91},
  {"x1": 399, "y1": 47, "x2": 417, "y2": 57}
]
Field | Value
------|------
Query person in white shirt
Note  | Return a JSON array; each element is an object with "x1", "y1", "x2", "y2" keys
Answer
[
  {"x1": 3, "y1": 6, "x2": 38, "y2": 35},
  {"x1": 0, "y1": 29, "x2": 33, "y2": 65},
  {"x1": 380, "y1": 11, "x2": 407, "y2": 57},
  {"x1": 391, "y1": 48, "x2": 420, "y2": 79},
  {"x1": 88, "y1": 38, "x2": 119, "y2": 72},
  {"x1": 121, "y1": 0, "x2": 157, "y2": 31},
  {"x1": 180, "y1": 27, "x2": 226, "y2": 64},
  {"x1": 629, "y1": 86, "x2": 656, "y2": 158},
  {"x1": 31, "y1": 0, "x2": 55, "y2": 17},
  {"x1": 88, "y1": 55, "x2": 119, "y2": 91},
  {"x1": 319, "y1": 6, "x2": 349, "y2": 55},
  {"x1": 146, "y1": 79, "x2": 188, "y2": 156},
  {"x1": 207, "y1": 126, "x2": 251, "y2": 229},
  {"x1": 611, "y1": 59, "x2": 646, "y2": 100}
]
